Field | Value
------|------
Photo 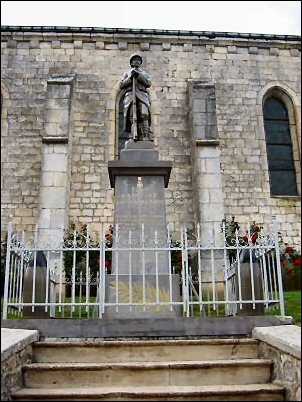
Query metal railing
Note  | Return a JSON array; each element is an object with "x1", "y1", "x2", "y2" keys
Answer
[{"x1": 2, "y1": 219, "x2": 285, "y2": 319}]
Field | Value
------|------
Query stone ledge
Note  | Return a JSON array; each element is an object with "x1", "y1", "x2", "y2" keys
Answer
[
  {"x1": 252, "y1": 324, "x2": 301, "y2": 359},
  {"x1": 108, "y1": 163, "x2": 172, "y2": 188},
  {"x1": 1, "y1": 328, "x2": 39, "y2": 362},
  {"x1": 42, "y1": 136, "x2": 69, "y2": 144},
  {"x1": 1, "y1": 316, "x2": 294, "y2": 339},
  {"x1": 196, "y1": 139, "x2": 220, "y2": 146}
]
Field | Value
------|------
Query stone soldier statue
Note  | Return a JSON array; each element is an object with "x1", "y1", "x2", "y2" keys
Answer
[{"x1": 119, "y1": 53, "x2": 153, "y2": 142}]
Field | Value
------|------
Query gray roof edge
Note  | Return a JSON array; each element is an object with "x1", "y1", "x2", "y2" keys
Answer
[{"x1": 1, "y1": 25, "x2": 301, "y2": 41}]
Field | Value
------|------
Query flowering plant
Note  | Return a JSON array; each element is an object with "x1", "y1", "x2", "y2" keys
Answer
[
  {"x1": 221, "y1": 217, "x2": 262, "y2": 263},
  {"x1": 221, "y1": 217, "x2": 261, "y2": 246},
  {"x1": 170, "y1": 239, "x2": 193, "y2": 275},
  {"x1": 170, "y1": 240, "x2": 183, "y2": 275},
  {"x1": 221, "y1": 217, "x2": 301, "y2": 290},
  {"x1": 102, "y1": 225, "x2": 113, "y2": 273},
  {"x1": 63, "y1": 224, "x2": 113, "y2": 279},
  {"x1": 280, "y1": 245, "x2": 301, "y2": 290}
]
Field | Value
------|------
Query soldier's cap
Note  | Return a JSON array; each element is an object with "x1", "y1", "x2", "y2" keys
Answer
[{"x1": 130, "y1": 53, "x2": 143, "y2": 65}]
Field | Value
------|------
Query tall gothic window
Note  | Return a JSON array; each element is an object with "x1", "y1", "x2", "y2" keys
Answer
[{"x1": 263, "y1": 97, "x2": 298, "y2": 196}]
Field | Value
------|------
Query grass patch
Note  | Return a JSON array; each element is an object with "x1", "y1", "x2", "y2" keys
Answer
[
  {"x1": 266, "y1": 290, "x2": 301, "y2": 324},
  {"x1": 2, "y1": 291, "x2": 300, "y2": 323},
  {"x1": 1, "y1": 296, "x2": 99, "y2": 319},
  {"x1": 54, "y1": 296, "x2": 98, "y2": 318},
  {"x1": 284, "y1": 291, "x2": 301, "y2": 324}
]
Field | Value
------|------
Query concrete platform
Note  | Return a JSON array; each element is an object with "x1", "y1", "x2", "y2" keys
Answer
[{"x1": 1, "y1": 315, "x2": 293, "y2": 338}]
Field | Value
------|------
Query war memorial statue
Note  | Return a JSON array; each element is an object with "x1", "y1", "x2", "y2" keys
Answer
[
  {"x1": 119, "y1": 53, "x2": 153, "y2": 142},
  {"x1": 105, "y1": 54, "x2": 178, "y2": 317}
]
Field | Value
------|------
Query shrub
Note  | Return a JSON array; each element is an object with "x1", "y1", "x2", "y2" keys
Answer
[{"x1": 280, "y1": 245, "x2": 301, "y2": 291}]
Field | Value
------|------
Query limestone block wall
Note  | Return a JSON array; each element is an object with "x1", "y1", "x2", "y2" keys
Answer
[
  {"x1": 1, "y1": 345, "x2": 33, "y2": 401},
  {"x1": 1, "y1": 328, "x2": 38, "y2": 401},
  {"x1": 258, "y1": 340, "x2": 301, "y2": 401},
  {"x1": 1, "y1": 28, "x2": 301, "y2": 247}
]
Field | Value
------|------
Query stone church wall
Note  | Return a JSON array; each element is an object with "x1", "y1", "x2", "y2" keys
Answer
[{"x1": 1, "y1": 28, "x2": 301, "y2": 247}]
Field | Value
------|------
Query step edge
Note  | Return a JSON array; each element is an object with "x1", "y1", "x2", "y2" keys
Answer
[
  {"x1": 23, "y1": 358, "x2": 274, "y2": 370},
  {"x1": 34, "y1": 339, "x2": 259, "y2": 347},
  {"x1": 11, "y1": 383, "x2": 286, "y2": 396}
]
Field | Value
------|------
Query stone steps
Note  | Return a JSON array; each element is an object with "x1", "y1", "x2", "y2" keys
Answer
[{"x1": 11, "y1": 338, "x2": 285, "y2": 401}]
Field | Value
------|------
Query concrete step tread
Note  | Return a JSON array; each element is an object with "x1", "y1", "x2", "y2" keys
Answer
[
  {"x1": 33, "y1": 338, "x2": 260, "y2": 363},
  {"x1": 34, "y1": 338, "x2": 259, "y2": 347},
  {"x1": 11, "y1": 383, "x2": 286, "y2": 397},
  {"x1": 24, "y1": 358, "x2": 272, "y2": 370}
]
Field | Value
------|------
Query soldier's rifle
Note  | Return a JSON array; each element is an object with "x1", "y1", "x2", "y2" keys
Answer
[{"x1": 132, "y1": 68, "x2": 138, "y2": 141}]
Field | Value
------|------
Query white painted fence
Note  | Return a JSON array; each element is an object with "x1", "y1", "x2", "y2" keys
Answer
[{"x1": 2, "y1": 219, "x2": 285, "y2": 319}]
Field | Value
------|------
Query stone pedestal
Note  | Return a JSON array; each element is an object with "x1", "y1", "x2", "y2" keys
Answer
[
  {"x1": 23, "y1": 251, "x2": 50, "y2": 318},
  {"x1": 107, "y1": 141, "x2": 180, "y2": 317},
  {"x1": 236, "y1": 249, "x2": 264, "y2": 315}
]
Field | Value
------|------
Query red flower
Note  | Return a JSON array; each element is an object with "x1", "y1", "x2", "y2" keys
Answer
[
  {"x1": 281, "y1": 261, "x2": 286, "y2": 268},
  {"x1": 177, "y1": 252, "x2": 182, "y2": 259},
  {"x1": 251, "y1": 235, "x2": 257, "y2": 244},
  {"x1": 287, "y1": 268, "x2": 294, "y2": 275},
  {"x1": 105, "y1": 233, "x2": 111, "y2": 238},
  {"x1": 243, "y1": 235, "x2": 248, "y2": 243},
  {"x1": 97, "y1": 259, "x2": 111, "y2": 267},
  {"x1": 285, "y1": 246, "x2": 293, "y2": 253},
  {"x1": 294, "y1": 258, "x2": 302, "y2": 266}
]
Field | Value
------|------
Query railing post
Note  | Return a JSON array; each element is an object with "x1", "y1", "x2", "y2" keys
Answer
[
  {"x1": 181, "y1": 227, "x2": 190, "y2": 317},
  {"x1": 141, "y1": 224, "x2": 146, "y2": 311},
  {"x1": 85, "y1": 225, "x2": 90, "y2": 315},
  {"x1": 273, "y1": 216, "x2": 285, "y2": 317},
  {"x1": 167, "y1": 224, "x2": 173, "y2": 311},
  {"x1": 2, "y1": 222, "x2": 13, "y2": 319},
  {"x1": 99, "y1": 224, "x2": 106, "y2": 318}
]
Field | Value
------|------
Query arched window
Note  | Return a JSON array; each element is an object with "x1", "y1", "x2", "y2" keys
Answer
[{"x1": 263, "y1": 97, "x2": 298, "y2": 196}]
